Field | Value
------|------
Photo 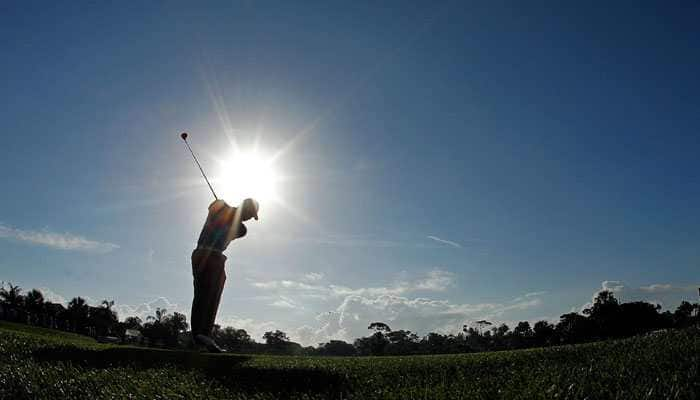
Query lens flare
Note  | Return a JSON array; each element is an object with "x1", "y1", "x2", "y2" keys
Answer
[{"x1": 215, "y1": 149, "x2": 280, "y2": 205}]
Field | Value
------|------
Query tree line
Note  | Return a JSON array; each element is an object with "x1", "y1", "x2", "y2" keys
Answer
[{"x1": 1, "y1": 281, "x2": 697, "y2": 356}]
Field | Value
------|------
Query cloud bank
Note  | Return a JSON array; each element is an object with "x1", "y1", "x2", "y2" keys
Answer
[
  {"x1": 0, "y1": 223, "x2": 119, "y2": 253},
  {"x1": 290, "y1": 293, "x2": 545, "y2": 346},
  {"x1": 246, "y1": 269, "x2": 548, "y2": 346},
  {"x1": 251, "y1": 269, "x2": 456, "y2": 300}
]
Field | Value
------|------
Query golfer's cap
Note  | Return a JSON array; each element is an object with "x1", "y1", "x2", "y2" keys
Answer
[{"x1": 242, "y1": 198, "x2": 259, "y2": 220}]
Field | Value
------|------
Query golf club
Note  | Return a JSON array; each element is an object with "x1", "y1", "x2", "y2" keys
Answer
[{"x1": 180, "y1": 132, "x2": 219, "y2": 200}]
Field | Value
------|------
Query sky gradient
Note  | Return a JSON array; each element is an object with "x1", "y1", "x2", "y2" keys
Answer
[{"x1": 1, "y1": 1, "x2": 699, "y2": 345}]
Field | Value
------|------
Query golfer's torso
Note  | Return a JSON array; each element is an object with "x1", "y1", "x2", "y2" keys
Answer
[{"x1": 196, "y1": 201, "x2": 246, "y2": 252}]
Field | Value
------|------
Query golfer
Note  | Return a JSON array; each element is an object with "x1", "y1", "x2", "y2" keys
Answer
[{"x1": 190, "y1": 197, "x2": 259, "y2": 352}]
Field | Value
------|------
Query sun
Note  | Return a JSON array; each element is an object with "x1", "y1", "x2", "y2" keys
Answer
[{"x1": 214, "y1": 148, "x2": 280, "y2": 205}]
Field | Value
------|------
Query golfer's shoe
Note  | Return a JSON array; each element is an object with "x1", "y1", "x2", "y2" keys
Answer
[{"x1": 194, "y1": 334, "x2": 225, "y2": 353}]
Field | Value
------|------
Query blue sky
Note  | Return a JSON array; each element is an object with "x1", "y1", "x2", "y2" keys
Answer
[{"x1": 1, "y1": 1, "x2": 699, "y2": 345}]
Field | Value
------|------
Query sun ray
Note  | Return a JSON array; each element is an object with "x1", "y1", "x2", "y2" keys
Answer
[
  {"x1": 202, "y1": 135, "x2": 319, "y2": 230},
  {"x1": 269, "y1": 116, "x2": 321, "y2": 164},
  {"x1": 268, "y1": 195, "x2": 320, "y2": 230}
]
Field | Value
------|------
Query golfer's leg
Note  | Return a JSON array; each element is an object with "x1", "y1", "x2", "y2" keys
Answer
[
  {"x1": 202, "y1": 259, "x2": 226, "y2": 336},
  {"x1": 190, "y1": 278, "x2": 202, "y2": 336},
  {"x1": 203, "y1": 266, "x2": 226, "y2": 336},
  {"x1": 190, "y1": 251, "x2": 207, "y2": 336}
]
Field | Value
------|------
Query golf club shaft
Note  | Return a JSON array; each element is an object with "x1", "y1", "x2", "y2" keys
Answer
[{"x1": 183, "y1": 138, "x2": 218, "y2": 200}]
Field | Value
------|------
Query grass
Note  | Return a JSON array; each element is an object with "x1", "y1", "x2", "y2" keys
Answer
[{"x1": 1, "y1": 321, "x2": 699, "y2": 399}]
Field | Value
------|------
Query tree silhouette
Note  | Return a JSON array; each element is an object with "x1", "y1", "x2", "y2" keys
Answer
[
  {"x1": 24, "y1": 289, "x2": 45, "y2": 325},
  {"x1": 513, "y1": 321, "x2": 532, "y2": 336},
  {"x1": 0, "y1": 282, "x2": 24, "y2": 308},
  {"x1": 353, "y1": 332, "x2": 385, "y2": 355},
  {"x1": 317, "y1": 340, "x2": 356, "y2": 356},
  {"x1": 123, "y1": 316, "x2": 143, "y2": 330},
  {"x1": 263, "y1": 330, "x2": 302, "y2": 354},
  {"x1": 67, "y1": 297, "x2": 89, "y2": 333},
  {"x1": 2, "y1": 283, "x2": 699, "y2": 355},
  {"x1": 533, "y1": 320, "x2": 556, "y2": 347},
  {"x1": 263, "y1": 330, "x2": 290, "y2": 346},
  {"x1": 674, "y1": 301, "x2": 695, "y2": 328},
  {"x1": 101, "y1": 299, "x2": 115, "y2": 311},
  {"x1": 475, "y1": 320, "x2": 492, "y2": 334},
  {"x1": 618, "y1": 301, "x2": 668, "y2": 337},
  {"x1": 368, "y1": 322, "x2": 391, "y2": 333},
  {"x1": 511, "y1": 321, "x2": 533, "y2": 349},
  {"x1": 386, "y1": 330, "x2": 420, "y2": 355},
  {"x1": 91, "y1": 299, "x2": 118, "y2": 336},
  {"x1": 557, "y1": 312, "x2": 595, "y2": 344},
  {"x1": 24, "y1": 289, "x2": 44, "y2": 310},
  {"x1": 216, "y1": 326, "x2": 253, "y2": 352},
  {"x1": 584, "y1": 290, "x2": 621, "y2": 338},
  {"x1": 495, "y1": 323, "x2": 510, "y2": 337},
  {"x1": 164, "y1": 312, "x2": 188, "y2": 334}
]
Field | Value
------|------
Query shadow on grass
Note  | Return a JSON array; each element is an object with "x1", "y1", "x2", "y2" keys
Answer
[{"x1": 33, "y1": 346, "x2": 350, "y2": 397}]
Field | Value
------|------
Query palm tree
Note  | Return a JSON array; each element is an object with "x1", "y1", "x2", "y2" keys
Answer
[
  {"x1": 0, "y1": 282, "x2": 24, "y2": 308},
  {"x1": 25, "y1": 289, "x2": 45, "y2": 310},
  {"x1": 24, "y1": 289, "x2": 45, "y2": 325},
  {"x1": 68, "y1": 296, "x2": 88, "y2": 311},
  {"x1": 67, "y1": 297, "x2": 89, "y2": 333},
  {"x1": 147, "y1": 307, "x2": 168, "y2": 324},
  {"x1": 101, "y1": 299, "x2": 115, "y2": 311},
  {"x1": 91, "y1": 299, "x2": 118, "y2": 336}
]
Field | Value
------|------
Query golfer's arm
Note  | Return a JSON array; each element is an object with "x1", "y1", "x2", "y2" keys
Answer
[{"x1": 225, "y1": 222, "x2": 247, "y2": 243}]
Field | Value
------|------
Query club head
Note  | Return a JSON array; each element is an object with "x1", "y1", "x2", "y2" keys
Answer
[{"x1": 180, "y1": 132, "x2": 188, "y2": 140}]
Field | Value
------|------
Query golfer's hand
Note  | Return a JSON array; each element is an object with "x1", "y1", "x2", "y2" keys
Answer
[{"x1": 209, "y1": 199, "x2": 227, "y2": 211}]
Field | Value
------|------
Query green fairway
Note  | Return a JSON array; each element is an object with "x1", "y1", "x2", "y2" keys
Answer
[{"x1": 1, "y1": 321, "x2": 698, "y2": 399}]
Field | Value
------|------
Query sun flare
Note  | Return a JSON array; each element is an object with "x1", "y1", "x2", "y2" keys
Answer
[{"x1": 214, "y1": 149, "x2": 280, "y2": 205}]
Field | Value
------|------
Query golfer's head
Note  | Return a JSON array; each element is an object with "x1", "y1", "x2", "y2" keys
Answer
[{"x1": 240, "y1": 198, "x2": 259, "y2": 221}]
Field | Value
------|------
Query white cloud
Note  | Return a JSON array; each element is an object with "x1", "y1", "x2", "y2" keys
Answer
[
  {"x1": 294, "y1": 325, "x2": 324, "y2": 347},
  {"x1": 412, "y1": 269, "x2": 455, "y2": 291},
  {"x1": 286, "y1": 293, "x2": 543, "y2": 346},
  {"x1": 639, "y1": 284, "x2": 673, "y2": 293},
  {"x1": 246, "y1": 270, "x2": 546, "y2": 346},
  {"x1": 252, "y1": 280, "x2": 324, "y2": 292},
  {"x1": 37, "y1": 287, "x2": 67, "y2": 305},
  {"x1": 251, "y1": 269, "x2": 456, "y2": 301},
  {"x1": 0, "y1": 223, "x2": 119, "y2": 253},
  {"x1": 638, "y1": 283, "x2": 697, "y2": 294},
  {"x1": 271, "y1": 299, "x2": 296, "y2": 308},
  {"x1": 270, "y1": 296, "x2": 302, "y2": 309},
  {"x1": 512, "y1": 291, "x2": 548, "y2": 303},
  {"x1": 601, "y1": 280, "x2": 624, "y2": 293},
  {"x1": 525, "y1": 291, "x2": 547, "y2": 297},
  {"x1": 216, "y1": 316, "x2": 277, "y2": 342},
  {"x1": 114, "y1": 297, "x2": 184, "y2": 322},
  {"x1": 303, "y1": 272, "x2": 324, "y2": 282},
  {"x1": 427, "y1": 235, "x2": 462, "y2": 248}
]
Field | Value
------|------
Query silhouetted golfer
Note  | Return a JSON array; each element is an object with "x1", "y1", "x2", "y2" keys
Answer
[{"x1": 190, "y1": 198, "x2": 259, "y2": 352}]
